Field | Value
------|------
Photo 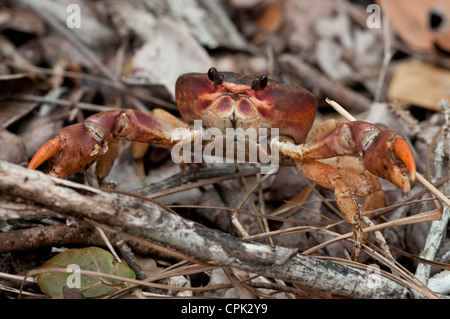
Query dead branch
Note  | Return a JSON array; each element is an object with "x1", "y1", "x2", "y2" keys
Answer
[
  {"x1": 0, "y1": 160, "x2": 431, "y2": 299},
  {"x1": 280, "y1": 55, "x2": 372, "y2": 112},
  {"x1": 0, "y1": 222, "x2": 98, "y2": 254}
]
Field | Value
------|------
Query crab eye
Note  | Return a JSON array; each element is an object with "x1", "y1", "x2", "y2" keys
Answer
[
  {"x1": 252, "y1": 74, "x2": 268, "y2": 91},
  {"x1": 207, "y1": 67, "x2": 224, "y2": 85}
]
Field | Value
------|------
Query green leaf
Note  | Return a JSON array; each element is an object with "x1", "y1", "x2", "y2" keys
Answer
[{"x1": 37, "y1": 247, "x2": 135, "y2": 298}]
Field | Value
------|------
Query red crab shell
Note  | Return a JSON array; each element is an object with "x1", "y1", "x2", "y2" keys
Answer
[{"x1": 175, "y1": 71, "x2": 317, "y2": 144}]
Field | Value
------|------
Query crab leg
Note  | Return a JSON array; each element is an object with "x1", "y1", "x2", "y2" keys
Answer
[
  {"x1": 296, "y1": 159, "x2": 367, "y2": 259},
  {"x1": 277, "y1": 120, "x2": 416, "y2": 259},
  {"x1": 278, "y1": 121, "x2": 416, "y2": 194},
  {"x1": 320, "y1": 156, "x2": 387, "y2": 212},
  {"x1": 28, "y1": 109, "x2": 187, "y2": 183}
]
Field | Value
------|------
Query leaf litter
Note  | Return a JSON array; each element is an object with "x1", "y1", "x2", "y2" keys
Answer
[{"x1": 0, "y1": 0, "x2": 449, "y2": 299}]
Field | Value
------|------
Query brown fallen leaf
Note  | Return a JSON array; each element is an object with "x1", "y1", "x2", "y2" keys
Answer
[
  {"x1": 387, "y1": 60, "x2": 450, "y2": 111},
  {"x1": 0, "y1": 74, "x2": 33, "y2": 99},
  {"x1": 2, "y1": 6, "x2": 47, "y2": 36},
  {"x1": 130, "y1": 18, "x2": 213, "y2": 100},
  {"x1": 0, "y1": 128, "x2": 27, "y2": 164},
  {"x1": 62, "y1": 286, "x2": 86, "y2": 299},
  {"x1": 377, "y1": 0, "x2": 450, "y2": 53},
  {"x1": 255, "y1": 0, "x2": 283, "y2": 33},
  {"x1": 280, "y1": 0, "x2": 336, "y2": 52}
]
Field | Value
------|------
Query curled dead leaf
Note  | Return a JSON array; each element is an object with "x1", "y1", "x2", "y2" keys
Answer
[
  {"x1": 377, "y1": 0, "x2": 450, "y2": 53},
  {"x1": 388, "y1": 60, "x2": 450, "y2": 111}
]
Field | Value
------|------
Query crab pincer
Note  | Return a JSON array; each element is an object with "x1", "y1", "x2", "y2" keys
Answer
[{"x1": 28, "y1": 109, "x2": 184, "y2": 184}]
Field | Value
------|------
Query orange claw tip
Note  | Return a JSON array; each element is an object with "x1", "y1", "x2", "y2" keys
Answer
[
  {"x1": 392, "y1": 137, "x2": 416, "y2": 183},
  {"x1": 27, "y1": 138, "x2": 61, "y2": 170}
]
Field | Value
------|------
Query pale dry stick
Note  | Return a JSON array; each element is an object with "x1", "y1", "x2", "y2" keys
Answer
[
  {"x1": 8, "y1": 63, "x2": 177, "y2": 110},
  {"x1": 0, "y1": 283, "x2": 43, "y2": 297},
  {"x1": 19, "y1": 267, "x2": 238, "y2": 298},
  {"x1": 0, "y1": 162, "x2": 428, "y2": 298},
  {"x1": 415, "y1": 100, "x2": 450, "y2": 284},
  {"x1": 146, "y1": 169, "x2": 258, "y2": 199},
  {"x1": 254, "y1": 167, "x2": 295, "y2": 299},
  {"x1": 374, "y1": 2, "x2": 393, "y2": 104},
  {"x1": 11, "y1": 94, "x2": 120, "y2": 113},
  {"x1": 257, "y1": 171, "x2": 273, "y2": 245},
  {"x1": 107, "y1": 262, "x2": 218, "y2": 299},
  {"x1": 325, "y1": 248, "x2": 439, "y2": 300},
  {"x1": 303, "y1": 209, "x2": 441, "y2": 256},
  {"x1": 304, "y1": 210, "x2": 443, "y2": 299},
  {"x1": 326, "y1": 98, "x2": 450, "y2": 209},
  {"x1": 231, "y1": 166, "x2": 295, "y2": 299},
  {"x1": 235, "y1": 164, "x2": 268, "y2": 240},
  {"x1": 246, "y1": 225, "x2": 331, "y2": 242},
  {"x1": 94, "y1": 226, "x2": 121, "y2": 263},
  {"x1": 231, "y1": 172, "x2": 272, "y2": 238}
]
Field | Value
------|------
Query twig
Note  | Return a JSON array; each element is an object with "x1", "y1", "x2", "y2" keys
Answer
[
  {"x1": 231, "y1": 168, "x2": 272, "y2": 238},
  {"x1": 10, "y1": 93, "x2": 121, "y2": 113},
  {"x1": 136, "y1": 166, "x2": 246, "y2": 195},
  {"x1": 415, "y1": 100, "x2": 450, "y2": 284},
  {"x1": 94, "y1": 226, "x2": 121, "y2": 262},
  {"x1": 19, "y1": 0, "x2": 117, "y2": 83},
  {"x1": 115, "y1": 240, "x2": 147, "y2": 281},
  {"x1": 374, "y1": 1, "x2": 393, "y2": 104},
  {"x1": 0, "y1": 161, "x2": 430, "y2": 298},
  {"x1": 280, "y1": 55, "x2": 372, "y2": 112},
  {"x1": 144, "y1": 168, "x2": 259, "y2": 198},
  {"x1": 303, "y1": 209, "x2": 441, "y2": 256},
  {"x1": 0, "y1": 222, "x2": 100, "y2": 254},
  {"x1": 7, "y1": 63, "x2": 177, "y2": 110}
]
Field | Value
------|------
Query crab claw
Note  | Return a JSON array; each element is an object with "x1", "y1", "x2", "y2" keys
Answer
[
  {"x1": 359, "y1": 130, "x2": 416, "y2": 194},
  {"x1": 27, "y1": 123, "x2": 109, "y2": 179},
  {"x1": 28, "y1": 109, "x2": 186, "y2": 181},
  {"x1": 27, "y1": 137, "x2": 61, "y2": 171}
]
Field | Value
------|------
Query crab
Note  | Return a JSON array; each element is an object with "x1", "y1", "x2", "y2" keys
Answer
[{"x1": 27, "y1": 67, "x2": 416, "y2": 259}]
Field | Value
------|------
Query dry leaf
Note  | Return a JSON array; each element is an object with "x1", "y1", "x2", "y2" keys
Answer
[
  {"x1": 0, "y1": 128, "x2": 27, "y2": 164},
  {"x1": 387, "y1": 60, "x2": 450, "y2": 111},
  {"x1": 377, "y1": 0, "x2": 450, "y2": 53},
  {"x1": 281, "y1": 0, "x2": 335, "y2": 52},
  {"x1": 256, "y1": 0, "x2": 283, "y2": 33},
  {"x1": 22, "y1": 0, "x2": 117, "y2": 49},
  {"x1": 107, "y1": 0, "x2": 249, "y2": 51},
  {"x1": 3, "y1": 6, "x2": 46, "y2": 36},
  {"x1": 166, "y1": 0, "x2": 250, "y2": 51},
  {"x1": 131, "y1": 18, "x2": 213, "y2": 100},
  {"x1": 314, "y1": 6, "x2": 382, "y2": 80}
]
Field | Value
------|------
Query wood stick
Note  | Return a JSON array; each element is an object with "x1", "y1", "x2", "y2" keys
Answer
[{"x1": 0, "y1": 161, "x2": 429, "y2": 299}]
